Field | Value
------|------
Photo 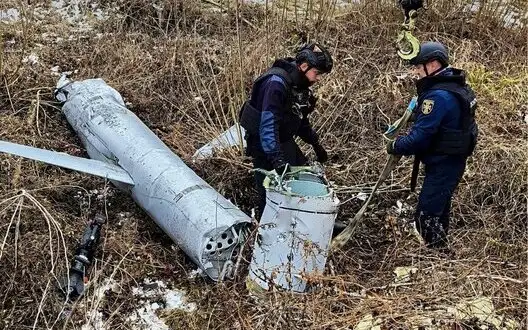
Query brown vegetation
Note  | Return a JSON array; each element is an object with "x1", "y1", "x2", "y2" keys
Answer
[{"x1": 0, "y1": 0, "x2": 526, "y2": 329}]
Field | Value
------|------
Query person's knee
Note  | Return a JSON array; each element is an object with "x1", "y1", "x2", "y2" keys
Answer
[{"x1": 418, "y1": 179, "x2": 454, "y2": 216}]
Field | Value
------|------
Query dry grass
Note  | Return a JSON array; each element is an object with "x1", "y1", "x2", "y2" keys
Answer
[{"x1": 0, "y1": 0, "x2": 527, "y2": 329}]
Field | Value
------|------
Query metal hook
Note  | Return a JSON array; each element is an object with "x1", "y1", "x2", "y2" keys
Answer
[{"x1": 396, "y1": 10, "x2": 420, "y2": 60}]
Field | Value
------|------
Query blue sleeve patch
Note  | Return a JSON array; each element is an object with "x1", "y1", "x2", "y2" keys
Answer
[
  {"x1": 258, "y1": 74, "x2": 287, "y2": 155},
  {"x1": 260, "y1": 110, "x2": 278, "y2": 153},
  {"x1": 268, "y1": 75, "x2": 286, "y2": 86}
]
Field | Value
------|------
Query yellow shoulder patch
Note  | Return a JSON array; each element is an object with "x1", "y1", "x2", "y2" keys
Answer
[{"x1": 422, "y1": 99, "x2": 435, "y2": 115}]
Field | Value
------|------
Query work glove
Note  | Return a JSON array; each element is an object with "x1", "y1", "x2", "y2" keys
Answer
[
  {"x1": 308, "y1": 92, "x2": 317, "y2": 110},
  {"x1": 301, "y1": 91, "x2": 317, "y2": 116},
  {"x1": 386, "y1": 139, "x2": 397, "y2": 154},
  {"x1": 313, "y1": 143, "x2": 329, "y2": 163}
]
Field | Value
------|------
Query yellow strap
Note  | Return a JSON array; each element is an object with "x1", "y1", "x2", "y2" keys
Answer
[{"x1": 331, "y1": 98, "x2": 418, "y2": 250}]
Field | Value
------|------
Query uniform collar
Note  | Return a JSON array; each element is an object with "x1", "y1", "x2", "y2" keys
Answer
[
  {"x1": 271, "y1": 58, "x2": 311, "y2": 89},
  {"x1": 415, "y1": 68, "x2": 467, "y2": 96}
]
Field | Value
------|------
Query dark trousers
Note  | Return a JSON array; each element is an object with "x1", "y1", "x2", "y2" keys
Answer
[
  {"x1": 415, "y1": 157, "x2": 466, "y2": 247},
  {"x1": 247, "y1": 139, "x2": 308, "y2": 217}
]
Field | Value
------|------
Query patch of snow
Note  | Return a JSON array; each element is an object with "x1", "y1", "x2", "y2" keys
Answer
[
  {"x1": 0, "y1": 8, "x2": 20, "y2": 22},
  {"x1": 5, "y1": 38, "x2": 16, "y2": 46},
  {"x1": 464, "y1": 0, "x2": 481, "y2": 13},
  {"x1": 22, "y1": 54, "x2": 39, "y2": 65},
  {"x1": 355, "y1": 192, "x2": 368, "y2": 201},
  {"x1": 164, "y1": 290, "x2": 196, "y2": 312},
  {"x1": 464, "y1": 0, "x2": 526, "y2": 28},
  {"x1": 51, "y1": 0, "x2": 83, "y2": 23},
  {"x1": 396, "y1": 200, "x2": 403, "y2": 213},
  {"x1": 395, "y1": 73, "x2": 409, "y2": 80},
  {"x1": 127, "y1": 279, "x2": 196, "y2": 330},
  {"x1": 79, "y1": 279, "x2": 120, "y2": 330},
  {"x1": 128, "y1": 303, "x2": 170, "y2": 330},
  {"x1": 81, "y1": 311, "x2": 105, "y2": 330},
  {"x1": 188, "y1": 268, "x2": 204, "y2": 279},
  {"x1": 395, "y1": 200, "x2": 412, "y2": 215},
  {"x1": 32, "y1": 0, "x2": 121, "y2": 33}
]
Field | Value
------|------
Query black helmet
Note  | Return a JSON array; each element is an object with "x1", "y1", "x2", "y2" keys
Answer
[
  {"x1": 295, "y1": 43, "x2": 333, "y2": 73},
  {"x1": 399, "y1": 0, "x2": 424, "y2": 13},
  {"x1": 409, "y1": 41, "x2": 449, "y2": 67}
]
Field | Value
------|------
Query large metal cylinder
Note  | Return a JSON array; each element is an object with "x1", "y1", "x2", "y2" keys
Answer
[
  {"x1": 58, "y1": 78, "x2": 251, "y2": 280},
  {"x1": 247, "y1": 170, "x2": 339, "y2": 292}
]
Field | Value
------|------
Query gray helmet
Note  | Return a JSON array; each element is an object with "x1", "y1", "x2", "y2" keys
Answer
[
  {"x1": 409, "y1": 42, "x2": 449, "y2": 67},
  {"x1": 296, "y1": 43, "x2": 333, "y2": 73}
]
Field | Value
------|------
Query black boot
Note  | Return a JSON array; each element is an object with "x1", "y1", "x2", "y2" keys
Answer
[{"x1": 415, "y1": 211, "x2": 448, "y2": 248}]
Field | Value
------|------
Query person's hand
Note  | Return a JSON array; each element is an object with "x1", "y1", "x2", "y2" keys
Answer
[
  {"x1": 302, "y1": 91, "x2": 317, "y2": 115},
  {"x1": 313, "y1": 143, "x2": 328, "y2": 163},
  {"x1": 309, "y1": 92, "x2": 317, "y2": 109},
  {"x1": 274, "y1": 163, "x2": 291, "y2": 176}
]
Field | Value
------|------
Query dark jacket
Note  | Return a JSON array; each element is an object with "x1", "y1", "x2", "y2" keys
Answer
[
  {"x1": 394, "y1": 68, "x2": 478, "y2": 165},
  {"x1": 240, "y1": 58, "x2": 319, "y2": 167}
]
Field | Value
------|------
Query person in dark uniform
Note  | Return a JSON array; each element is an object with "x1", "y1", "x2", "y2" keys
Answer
[
  {"x1": 398, "y1": 0, "x2": 424, "y2": 19},
  {"x1": 387, "y1": 41, "x2": 478, "y2": 248},
  {"x1": 239, "y1": 43, "x2": 333, "y2": 217}
]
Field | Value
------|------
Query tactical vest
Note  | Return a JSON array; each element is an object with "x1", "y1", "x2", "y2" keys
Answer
[
  {"x1": 239, "y1": 66, "x2": 313, "y2": 143},
  {"x1": 424, "y1": 82, "x2": 478, "y2": 156}
]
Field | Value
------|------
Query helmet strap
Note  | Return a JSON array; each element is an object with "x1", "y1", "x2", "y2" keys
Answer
[
  {"x1": 423, "y1": 63, "x2": 446, "y2": 77},
  {"x1": 297, "y1": 64, "x2": 313, "y2": 88},
  {"x1": 430, "y1": 66, "x2": 447, "y2": 76},
  {"x1": 423, "y1": 64, "x2": 429, "y2": 76}
]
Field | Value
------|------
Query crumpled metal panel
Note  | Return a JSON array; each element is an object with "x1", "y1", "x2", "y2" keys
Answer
[
  {"x1": 57, "y1": 78, "x2": 251, "y2": 280},
  {"x1": 192, "y1": 124, "x2": 246, "y2": 160},
  {"x1": 247, "y1": 171, "x2": 339, "y2": 292}
]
